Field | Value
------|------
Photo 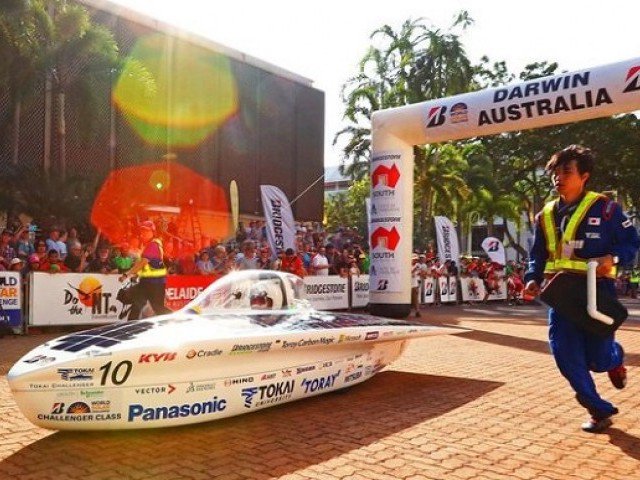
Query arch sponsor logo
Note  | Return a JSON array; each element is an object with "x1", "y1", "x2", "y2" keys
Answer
[
  {"x1": 450, "y1": 102, "x2": 468, "y2": 124},
  {"x1": 371, "y1": 227, "x2": 400, "y2": 260},
  {"x1": 624, "y1": 66, "x2": 640, "y2": 93},
  {"x1": 372, "y1": 164, "x2": 400, "y2": 189},
  {"x1": 426, "y1": 105, "x2": 447, "y2": 128}
]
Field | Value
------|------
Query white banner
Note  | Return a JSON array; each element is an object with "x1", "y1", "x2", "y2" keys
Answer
[
  {"x1": 0, "y1": 272, "x2": 22, "y2": 329},
  {"x1": 302, "y1": 276, "x2": 349, "y2": 310},
  {"x1": 434, "y1": 216, "x2": 460, "y2": 264},
  {"x1": 29, "y1": 272, "x2": 129, "y2": 326},
  {"x1": 481, "y1": 237, "x2": 506, "y2": 265},
  {"x1": 449, "y1": 276, "x2": 458, "y2": 303},
  {"x1": 422, "y1": 277, "x2": 436, "y2": 304},
  {"x1": 350, "y1": 275, "x2": 370, "y2": 308},
  {"x1": 487, "y1": 280, "x2": 507, "y2": 301},
  {"x1": 260, "y1": 185, "x2": 296, "y2": 256}
]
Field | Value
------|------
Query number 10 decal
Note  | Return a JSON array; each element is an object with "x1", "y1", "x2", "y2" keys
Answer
[{"x1": 99, "y1": 360, "x2": 132, "y2": 386}]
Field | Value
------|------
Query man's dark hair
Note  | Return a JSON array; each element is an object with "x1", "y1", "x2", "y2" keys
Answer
[{"x1": 545, "y1": 144, "x2": 594, "y2": 177}]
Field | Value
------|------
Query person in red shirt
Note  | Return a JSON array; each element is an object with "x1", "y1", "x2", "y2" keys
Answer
[
  {"x1": 39, "y1": 249, "x2": 69, "y2": 273},
  {"x1": 280, "y1": 248, "x2": 306, "y2": 277}
]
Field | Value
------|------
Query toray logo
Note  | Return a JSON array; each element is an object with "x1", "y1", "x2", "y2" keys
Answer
[
  {"x1": 426, "y1": 106, "x2": 447, "y2": 128},
  {"x1": 372, "y1": 164, "x2": 400, "y2": 188},
  {"x1": 623, "y1": 66, "x2": 640, "y2": 93},
  {"x1": 371, "y1": 227, "x2": 400, "y2": 251}
]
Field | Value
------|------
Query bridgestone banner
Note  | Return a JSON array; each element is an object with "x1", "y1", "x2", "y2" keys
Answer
[
  {"x1": 434, "y1": 216, "x2": 460, "y2": 264},
  {"x1": 422, "y1": 277, "x2": 436, "y2": 304},
  {"x1": 303, "y1": 276, "x2": 349, "y2": 310},
  {"x1": 260, "y1": 185, "x2": 296, "y2": 256},
  {"x1": 350, "y1": 275, "x2": 370, "y2": 308}
]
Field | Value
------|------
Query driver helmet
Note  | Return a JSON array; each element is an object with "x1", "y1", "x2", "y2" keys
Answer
[{"x1": 249, "y1": 280, "x2": 283, "y2": 310}]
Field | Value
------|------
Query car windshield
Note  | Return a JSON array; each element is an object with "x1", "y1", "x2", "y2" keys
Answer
[{"x1": 182, "y1": 270, "x2": 308, "y2": 314}]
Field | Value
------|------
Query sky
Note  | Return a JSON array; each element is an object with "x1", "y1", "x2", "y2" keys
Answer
[{"x1": 107, "y1": 0, "x2": 640, "y2": 167}]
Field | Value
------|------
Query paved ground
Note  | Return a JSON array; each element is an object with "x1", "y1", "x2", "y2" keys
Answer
[{"x1": 2, "y1": 301, "x2": 640, "y2": 480}]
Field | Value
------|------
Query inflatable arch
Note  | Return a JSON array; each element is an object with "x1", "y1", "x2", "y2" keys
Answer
[{"x1": 368, "y1": 58, "x2": 640, "y2": 318}]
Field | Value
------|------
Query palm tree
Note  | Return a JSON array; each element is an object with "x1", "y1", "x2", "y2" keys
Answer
[{"x1": 335, "y1": 13, "x2": 476, "y2": 180}]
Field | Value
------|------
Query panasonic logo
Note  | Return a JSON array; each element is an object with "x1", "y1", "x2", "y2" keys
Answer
[{"x1": 128, "y1": 397, "x2": 227, "y2": 422}]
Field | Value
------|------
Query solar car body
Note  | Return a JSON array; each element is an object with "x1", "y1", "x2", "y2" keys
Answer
[{"x1": 9, "y1": 270, "x2": 458, "y2": 430}]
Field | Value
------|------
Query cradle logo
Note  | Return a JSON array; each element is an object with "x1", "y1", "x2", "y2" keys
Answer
[
  {"x1": 426, "y1": 106, "x2": 447, "y2": 128},
  {"x1": 623, "y1": 66, "x2": 640, "y2": 93},
  {"x1": 372, "y1": 164, "x2": 400, "y2": 188}
]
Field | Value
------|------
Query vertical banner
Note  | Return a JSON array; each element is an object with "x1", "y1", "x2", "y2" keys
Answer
[
  {"x1": 0, "y1": 272, "x2": 22, "y2": 328},
  {"x1": 434, "y1": 216, "x2": 460, "y2": 264},
  {"x1": 481, "y1": 236, "x2": 506, "y2": 265},
  {"x1": 422, "y1": 276, "x2": 436, "y2": 304},
  {"x1": 369, "y1": 150, "x2": 407, "y2": 294},
  {"x1": 438, "y1": 276, "x2": 454, "y2": 303},
  {"x1": 448, "y1": 276, "x2": 458, "y2": 303},
  {"x1": 230, "y1": 180, "x2": 239, "y2": 235},
  {"x1": 260, "y1": 185, "x2": 296, "y2": 255}
]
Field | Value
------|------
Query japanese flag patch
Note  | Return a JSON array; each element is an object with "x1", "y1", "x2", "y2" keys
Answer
[
  {"x1": 622, "y1": 219, "x2": 632, "y2": 228},
  {"x1": 588, "y1": 217, "x2": 601, "y2": 226}
]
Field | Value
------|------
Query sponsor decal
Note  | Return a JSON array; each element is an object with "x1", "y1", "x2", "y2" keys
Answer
[
  {"x1": 353, "y1": 280, "x2": 369, "y2": 292},
  {"x1": 365, "y1": 331, "x2": 379, "y2": 341},
  {"x1": 186, "y1": 381, "x2": 216, "y2": 394},
  {"x1": 382, "y1": 331, "x2": 394, "y2": 337},
  {"x1": 624, "y1": 66, "x2": 640, "y2": 93},
  {"x1": 80, "y1": 389, "x2": 105, "y2": 399},
  {"x1": 128, "y1": 397, "x2": 227, "y2": 422},
  {"x1": 296, "y1": 365, "x2": 316, "y2": 375},
  {"x1": 585, "y1": 232, "x2": 601, "y2": 239},
  {"x1": 338, "y1": 334, "x2": 361, "y2": 343},
  {"x1": 139, "y1": 352, "x2": 177, "y2": 363},
  {"x1": 24, "y1": 354, "x2": 55, "y2": 364},
  {"x1": 186, "y1": 348, "x2": 223, "y2": 359},
  {"x1": 301, "y1": 371, "x2": 341, "y2": 394},
  {"x1": 426, "y1": 105, "x2": 447, "y2": 128},
  {"x1": 63, "y1": 276, "x2": 121, "y2": 318},
  {"x1": 372, "y1": 164, "x2": 401, "y2": 189},
  {"x1": 281, "y1": 337, "x2": 335, "y2": 349},
  {"x1": 57, "y1": 368, "x2": 94, "y2": 381},
  {"x1": 39, "y1": 402, "x2": 121, "y2": 422},
  {"x1": 230, "y1": 342, "x2": 272, "y2": 354},
  {"x1": 241, "y1": 380, "x2": 295, "y2": 408},
  {"x1": 224, "y1": 376, "x2": 254, "y2": 386},
  {"x1": 134, "y1": 385, "x2": 175, "y2": 395},
  {"x1": 372, "y1": 153, "x2": 401, "y2": 163},
  {"x1": 450, "y1": 102, "x2": 468, "y2": 123},
  {"x1": 261, "y1": 372, "x2": 277, "y2": 380},
  {"x1": 281, "y1": 369, "x2": 292, "y2": 377},
  {"x1": 344, "y1": 371, "x2": 363, "y2": 383}
]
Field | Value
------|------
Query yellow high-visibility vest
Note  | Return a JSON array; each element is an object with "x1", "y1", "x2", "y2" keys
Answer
[
  {"x1": 541, "y1": 191, "x2": 616, "y2": 279},
  {"x1": 138, "y1": 238, "x2": 167, "y2": 278}
]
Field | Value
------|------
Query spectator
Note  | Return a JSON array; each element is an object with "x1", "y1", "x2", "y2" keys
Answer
[
  {"x1": 178, "y1": 253, "x2": 197, "y2": 275},
  {"x1": 40, "y1": 249, "x2": 68, "y2": 273},
  {"x1": 34, "y1": 239, "x2": 48, "y2": 261},
  {"x1": 112, "y1": 244, "x2": 135, "y2": 275},
  {"x1": 196, "y1": 250, "x2": 215, "y2": 275},
  {"x1": 14, "y1": 228, "x2": 34, "y2": 260},
  {"x1": 411, "y1": 254, "x2": 423, "y2": 317},
  {"x1": 64, "y1": 242, "x2": 88, "y2": 273},
  {"x1": 210, "y1": 245, "x2": 228, "y2": 275},
  {"x1": 88, "y1": 245, "x2": 116, "y2": 274},
  {"x1": 325, "y1": 244, "x2": 339, "y2": 275},
  {"x1": 27, "y1": 254, "x2": 40, "y2": 273},
  {"x1": 236, "y1": 240, "x2": 259, "y2": 270},
  {"x1": 280, "y1": 248, "x2": 305, "y2": 277},
  {"x1": 348, "y1": 255, "x2": 361, "y2": 276},
  {"x1": 65, "y1": 227, "x2": 79, "y2": 254},
  {"x1": 0, "y1": 229, "x2": 16, "y2": 269},
  {"x1": 256, "y1": 247, "x2": 272, "y2": 270},
  {"x1": 310, "y1": 246, "x2": 329, "y2": 276},
  {"x1": 45, "y1": 227, "x2": 66, "y2": 259}
]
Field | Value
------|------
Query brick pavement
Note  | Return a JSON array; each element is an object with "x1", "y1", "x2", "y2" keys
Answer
[{"x1": 1, "y1": 301, "x2": 640, "y2": 479}]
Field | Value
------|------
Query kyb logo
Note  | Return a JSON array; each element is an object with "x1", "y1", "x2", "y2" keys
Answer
[
  {"x1": 139, "y1": 352, "x2": 176, "y2": 363},
  {"x1": 372, "y1": 164, "x2": 400, "y2": 189},
  {"x1": 426, "y1": 105, "x2": 447, "y2": 128},
  {"x1": 623, "y1": 66, "x2": 640, "y2": 93}
]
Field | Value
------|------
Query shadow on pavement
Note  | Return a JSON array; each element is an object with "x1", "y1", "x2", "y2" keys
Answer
[
  {"x1": 0, "y1": 371, "x2": 502, "y2": 479},
  {"x1": 607, "y1": 428, "x2": 640, "y2": 461}
]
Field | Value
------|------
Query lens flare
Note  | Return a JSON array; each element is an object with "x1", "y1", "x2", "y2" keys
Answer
[
  {"x1": 113, "y1": 33, "x2": 239, "y2": 147},
  {"x1": 91, "y1": 161, "x2": 232, "y2": 251}
]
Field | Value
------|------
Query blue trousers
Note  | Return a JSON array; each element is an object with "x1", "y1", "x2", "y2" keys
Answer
[{"x1": 548, "y1": 308, "x2": 624, "y2": 418}]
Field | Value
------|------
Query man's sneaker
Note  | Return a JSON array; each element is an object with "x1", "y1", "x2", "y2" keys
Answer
[
  {"x1": 608, "y1": 365, "x2": 627, "y2": 389},
  {"x1": 581, "y1": 416, "x2": 613, "y2": 433}
]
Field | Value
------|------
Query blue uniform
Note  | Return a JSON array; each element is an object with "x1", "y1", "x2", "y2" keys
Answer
[{"x1": 525, "y1": 193, "x2": 639, "y2": 418}]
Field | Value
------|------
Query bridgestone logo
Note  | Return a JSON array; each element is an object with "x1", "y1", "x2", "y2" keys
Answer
[
  {"x1": 270, "y1": 199, "x2": 284, "y2": 250},
  {"x1": 230, "y1": 342, "x2": 272, "y2": 354},
  {"x1": 305, "y1": 284, "x2": 346, "y2": 294}
]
